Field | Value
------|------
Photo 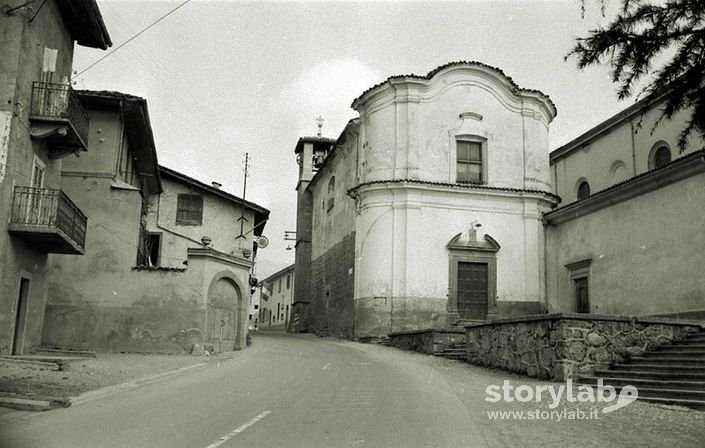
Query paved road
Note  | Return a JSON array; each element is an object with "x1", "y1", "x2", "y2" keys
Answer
[{"x1": 1, "y1": 333, "x2": 704, "y2": 448}]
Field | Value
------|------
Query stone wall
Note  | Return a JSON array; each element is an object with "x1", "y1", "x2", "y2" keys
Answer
[
  {"x1": 466, "y1": 313, "x2": 703, "y2": 381},
  {"x1": 389, "y1": 329, "x2": 466, "y2": 354},
  {"x1": 309, "y1": 233, "x2": 355, "y2": 338}
]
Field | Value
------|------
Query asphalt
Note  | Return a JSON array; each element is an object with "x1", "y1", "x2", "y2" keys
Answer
[{"x1": 0, "y1": 332, "x2": 704, "y2": 448}]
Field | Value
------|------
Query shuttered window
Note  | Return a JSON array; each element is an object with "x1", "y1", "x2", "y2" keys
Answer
[{"x1": 176, "y1": 194, "x2": 203, "y2": 225}]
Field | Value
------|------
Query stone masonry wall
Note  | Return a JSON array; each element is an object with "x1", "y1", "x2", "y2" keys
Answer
[
  {"x1": 389, "y1": 329, "x2": 466, "y2": 354},
  {"x1": 466, "y1": 314, "x2": 702, "y2": 381},
  {"x1": 309, "y1": 233, "x2": 355, "y2": 338}
]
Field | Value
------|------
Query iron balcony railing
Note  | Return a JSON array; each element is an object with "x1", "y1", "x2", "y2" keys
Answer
[
  {"x1": 10, "y1": 186, "x2": 87, "y2": 249},
  {"x1": 30, "y1": 82, "x2": 89, "y2": 146}
]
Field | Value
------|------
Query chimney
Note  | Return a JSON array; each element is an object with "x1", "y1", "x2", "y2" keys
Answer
[{"x1": 211, "y1": 181, "x2": 222, "y2": 189}]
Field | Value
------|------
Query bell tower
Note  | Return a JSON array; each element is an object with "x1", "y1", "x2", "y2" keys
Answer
[{"x1": 290, "y1": 129, "x2": 335, "y2": 332}]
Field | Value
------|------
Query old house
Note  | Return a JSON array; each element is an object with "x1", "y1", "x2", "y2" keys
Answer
[
  {"x1": 544, "y1": 88, "x2": 705, "y2": 318},
  {"x1": 42, "y1": 91, "x2": 269, "y2": 353},
  {"x1": 293, "y1": 61, "x2": 558, "y2": 338},
  {"x1": 0, "y1": 0, "x2": 111, "y2": 354},
  {"x1": 259, "y1": 264, "x2": 294, "y2": 331}
]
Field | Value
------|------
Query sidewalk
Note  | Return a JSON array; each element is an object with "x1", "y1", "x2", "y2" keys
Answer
[{"x1": 0, "y1": 351, "x2": 231, "y2": 413}]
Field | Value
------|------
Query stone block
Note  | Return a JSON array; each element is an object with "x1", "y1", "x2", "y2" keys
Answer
[{"x1": 585, "y1": 332, "x2": 606, "y2": 347}]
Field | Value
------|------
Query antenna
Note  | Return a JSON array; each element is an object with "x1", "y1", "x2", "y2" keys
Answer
[
  {"x1": 236, "y1": 153, "x2": 249, "y2": 242},
  {"x1": 316, "y1": 116, "x2": 325, "y2": 137}
]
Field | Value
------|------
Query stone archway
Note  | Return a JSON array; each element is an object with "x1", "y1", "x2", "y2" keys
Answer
[{"x1": 206, "y1": 273, "x2": 245, "y2": 351}]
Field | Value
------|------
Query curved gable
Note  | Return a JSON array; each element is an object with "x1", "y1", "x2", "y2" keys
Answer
[{"x1": 351, "y1": 61, "x2": 556, "y2": 122}]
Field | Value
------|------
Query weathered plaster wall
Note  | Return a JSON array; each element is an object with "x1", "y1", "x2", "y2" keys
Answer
[
  {"x1": 62, "y1": 109, "x2": 124, "y2": 175},
  {"x1": 0, "y1": 1, "x2": 78, "y2": 354},
  {"x1": 356, "y1": 65, "x2": 554, "y2": 192},
  {"x1": 545, "y1": 172, "x2": 705, "y2": 316},
  {"x1": 552, "y1": 104, "x2": 704, "y2": 204},
  {"x1": 260, "y1": 266, "x2": 294, "y2": 331},
  {"x1": 148, "y1": 177, "x2": 256, "y2": 264},
  {"x1": 307, "y1": 129, "x2": 359, "y2": 337},
  {"x1": 43, "y1": 268, "x2": 205, "y2": 353},
  {"x1": 348, "y1": 64, "x2": 556, "y2": 337},
  {"x1": 466, "y1": 314, "x2": 702, "y2": 381},
  {"x1": 354, "y1": 182, "x2": 554, "y2": 336},
  {"x1": 188, "y1": 251, "x2": 251, "y2": 350}
]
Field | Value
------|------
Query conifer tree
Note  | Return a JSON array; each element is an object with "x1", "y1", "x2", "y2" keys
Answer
[{"x1": 569, "y1": 0, "x2": 705, "y2": 150}]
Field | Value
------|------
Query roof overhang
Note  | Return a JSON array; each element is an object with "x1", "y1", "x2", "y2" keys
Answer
[
  {"x1": 159, "y1": 165, "x2": 271, "y2": 237},
  {"x1": 56, "y1": 0, "x2": 112, "y2": 50},
  {"x1": 76, "y1": 90, "x2": 162, "y2": 193}
]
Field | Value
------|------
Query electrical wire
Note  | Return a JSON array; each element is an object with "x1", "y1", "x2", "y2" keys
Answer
[{"x1": 75, "y1": 0, "x2": 193, "y2": 77}]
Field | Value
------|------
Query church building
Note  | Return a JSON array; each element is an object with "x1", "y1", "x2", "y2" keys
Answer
[{"x1": 292, "y1": 61, "x2": 560, "y2": 337}]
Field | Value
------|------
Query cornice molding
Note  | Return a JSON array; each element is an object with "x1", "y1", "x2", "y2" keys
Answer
[{"x1": 544, "y1": 150, "x2": 705, "y2": 225}]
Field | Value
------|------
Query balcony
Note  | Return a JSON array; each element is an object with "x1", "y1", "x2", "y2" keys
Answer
[
  {"x1": 8, "y1": 187, "x2": 87, "y2": 254},
  {"x1": 29, "y1": 82, "x2": 90, "y2": 157}
]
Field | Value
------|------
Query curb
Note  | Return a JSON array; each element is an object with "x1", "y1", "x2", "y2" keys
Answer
[
  {"x1": 72, "y1": 361, "x2": 209, "y2": 405},
  {"x1": 0, "y1": 360, "x2": 212, "y2": 424},
  {"x1": 0, "y1": 397, "x2": 52, "y2": 412}
]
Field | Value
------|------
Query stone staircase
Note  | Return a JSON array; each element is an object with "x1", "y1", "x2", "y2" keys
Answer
[
  {"x1": 358, "y1": 335, "x2": 391, "y2": 346},
  {"x1": 580, "y1": 329, "x2": 705, "y2": 410},
  {"x1": 433, "y1": 342, "x2": 467, "y2": 361}
]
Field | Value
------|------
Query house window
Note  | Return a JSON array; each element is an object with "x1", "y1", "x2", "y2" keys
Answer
[
  {"x1": 286, "y1": 274, "x2": 290, "y2": 290},
  {"x1": 327, "y1": 176, "x2": 336, "y2": 212},
  {"x1": 456, "y1": 140, "x2": 484, "y2": 184},
  {"x1": 146, "y1": 233, "x2": 161, "y2": 266},
  {"x1": 654, "y1": 146, "x2": 671, "y2": 168},
  {"x1": 278, "y1": 278, "x2": 281, "y2": 293},
  {"x1": 577, "y1": 181, "x2": 591, "y2": 200},
  {"x1": 176, "y1": 194, "x2": 203, "y2": 225},
  {"x1": 648, "y1": 141, "x2": 672, "y2": 170}
]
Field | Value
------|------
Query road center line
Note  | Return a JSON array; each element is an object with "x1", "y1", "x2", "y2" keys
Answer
[
  {"x1": 322, "y1": 362, "x2": 331, "y2": 370},
  {"x1": 204, "y1": 411, "x2": 271, "y2": 448}
]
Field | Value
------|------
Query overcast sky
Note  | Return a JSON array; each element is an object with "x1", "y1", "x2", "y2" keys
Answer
[{"x1": 73, "y1": 0, "x2": 629, "y2": 277}]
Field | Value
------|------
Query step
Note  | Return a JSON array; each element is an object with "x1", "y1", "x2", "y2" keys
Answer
[
  {"x1": 630, "y1": 386, "x2": 705, "y2": 401},
  {"x1": 668, "y1": 341, "x2": 705, "y2": 348},
  {"x1": 434, "y1": 353, "x2": 466, "y2": 360},
  {"x1": 629, "y1": 356, "x2": 705, "y2": 366},
  {"x1": 580, "y1": 376, "x2": 705, "y2": 392},
  {"x1": 682, "y1": 334, "x2": 705, "y2": 343},
  {"x1": 611, "y1": 363, "x2": 705, "y2": 373},
  {"x1": 594, "y1": 369, "x2": 705, "y2": 381},
  {"x1": 33, "y1": 347, "x2": 96, "y2": 358},
  {"x1": 634, "y1": 396, "x2": 705, "y2": 411},
  {"x1": 648, "y1": 347, "x2": 705, "y2": 355},
  {"x1": 0, "y1": 355, "x2": 92, "y2": 367}
]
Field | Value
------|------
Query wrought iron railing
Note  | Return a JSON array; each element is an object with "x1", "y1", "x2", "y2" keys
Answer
[
  {"x1": 10, "y1": 187, "x2": 87, "y2": 248},
  {"x1": 30, "y1": 82, "x2": 89, "y2": 146}
]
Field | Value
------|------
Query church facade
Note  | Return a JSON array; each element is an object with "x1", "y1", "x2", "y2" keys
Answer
[
  {"x1": 292, "y1": 62, "x2": 564, "y2": 337},
  {"x1": 292, "y1": 61, "x2": 705, "y2": 338}
]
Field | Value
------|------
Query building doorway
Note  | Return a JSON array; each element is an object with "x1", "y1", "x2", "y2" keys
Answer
[
  {"x1": 206, "y1": 277, "x2": 240, "y2": 351},
  {"x1": 457, "y1": 261, "x2": 488, "y2": 320},
  {"x1": 575, "y1": 277, "x2": 590, "y2": 313},
  {"x1": 13, "y1": 278, "x2": 30, "y2": 355}
]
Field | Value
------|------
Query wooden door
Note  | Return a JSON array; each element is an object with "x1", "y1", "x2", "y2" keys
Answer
[
  {"x1": 575, "y1": 277, "x2": 589, "y2": 313},
  {"x1": 206, "y1": 278, "x2": 239, "y2": 350},
  {"x1": 457, "y1": 262, "x2": 488, "y2": 320}
]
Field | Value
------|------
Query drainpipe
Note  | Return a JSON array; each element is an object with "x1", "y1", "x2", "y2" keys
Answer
[{"x1": 630, "y1": 120, "x2": 637, "y2": 176}]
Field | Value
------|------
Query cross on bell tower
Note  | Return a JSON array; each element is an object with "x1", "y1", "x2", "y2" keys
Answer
[{"x1": 316, "y1": 115, "x2": 325, "y2": 137}]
